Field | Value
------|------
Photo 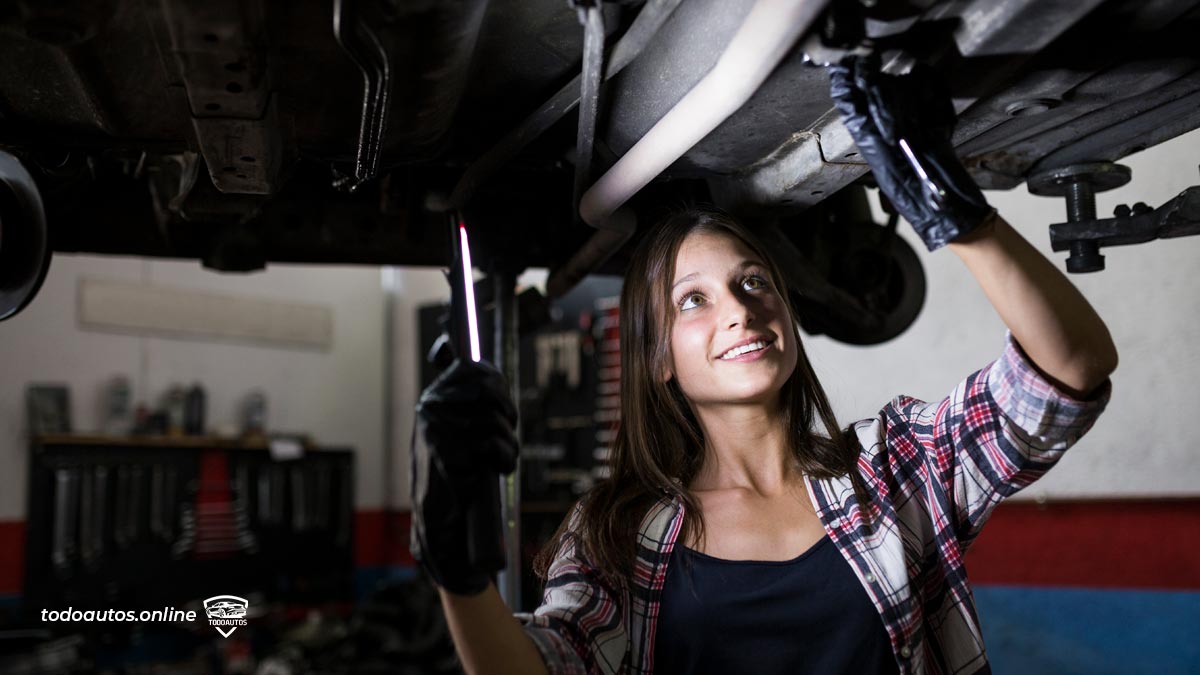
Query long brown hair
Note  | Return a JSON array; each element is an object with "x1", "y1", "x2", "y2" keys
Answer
[{"x1": 534, "y1": 207, "x2": 872, "y2": 586}]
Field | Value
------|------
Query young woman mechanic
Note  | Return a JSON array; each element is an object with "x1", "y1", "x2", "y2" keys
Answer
[{"x1": 410, "y1": 57, "x2": 1118, "y2": 674}]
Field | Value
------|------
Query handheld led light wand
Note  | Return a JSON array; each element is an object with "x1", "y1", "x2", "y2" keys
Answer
[{"x1": 445, "y1": 213, "x2": 507, "y2": 577}]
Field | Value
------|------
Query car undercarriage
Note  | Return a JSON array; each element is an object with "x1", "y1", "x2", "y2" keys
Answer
[{"x1": 1, "y1": 0, "x2": 1198, "y2": 343}]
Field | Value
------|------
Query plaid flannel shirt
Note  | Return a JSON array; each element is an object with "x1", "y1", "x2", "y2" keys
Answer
[{"x1": 517, "y1": 331, "x2": 1112, "y2": 674}]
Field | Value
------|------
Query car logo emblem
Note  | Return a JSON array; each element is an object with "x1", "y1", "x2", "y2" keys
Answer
[{"x1": 203, "y1": 595, "x2": 249, "y2": 637}]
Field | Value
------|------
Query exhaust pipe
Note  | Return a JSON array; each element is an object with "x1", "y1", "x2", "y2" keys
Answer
[{"x1": 548, "y1": 0, "x2": 828, "y2": 296}]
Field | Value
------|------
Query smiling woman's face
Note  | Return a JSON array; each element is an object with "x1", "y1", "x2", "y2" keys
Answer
[{"x1": 667, "y1": 229, "x2": 798, "y2": 410}]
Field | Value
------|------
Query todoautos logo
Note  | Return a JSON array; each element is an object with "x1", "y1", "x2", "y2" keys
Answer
[{"x1": 203, "y1": 595, "x2": 248, "y2": 637}]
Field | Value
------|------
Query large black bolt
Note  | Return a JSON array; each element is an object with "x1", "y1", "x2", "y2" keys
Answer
[{"x1": 1028, "y1": 162, "x2": 1131, "y2": 273}]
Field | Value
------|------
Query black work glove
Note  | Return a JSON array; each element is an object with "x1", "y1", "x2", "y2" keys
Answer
[
  {"x1": 828, "y1": 55, "x2": 995, "y2": 251},
  {"x1": 410, "y1": 358, "x2": 518, "y2": 596}
]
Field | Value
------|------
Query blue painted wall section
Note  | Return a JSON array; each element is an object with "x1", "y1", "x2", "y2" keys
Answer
[{"x1": 973, "y1": 585, "x2": 1200, "y2": 674}]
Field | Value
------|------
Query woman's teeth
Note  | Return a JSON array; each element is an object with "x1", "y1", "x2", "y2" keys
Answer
[{"x1": 720, "y1": 340, "x2": 768, "y2": 360}]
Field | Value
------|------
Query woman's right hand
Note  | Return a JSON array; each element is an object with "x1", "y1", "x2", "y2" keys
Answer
[{"x1": 411, "y1": 358, "x2": 519, "y2": 596}]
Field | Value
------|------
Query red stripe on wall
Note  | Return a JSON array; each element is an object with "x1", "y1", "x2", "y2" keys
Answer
[
  {"x1": 354, "y1": 509, "x2": 414, "y2": 569},
  {"x1": 2, "y1": 499, "x2": 1196, "y2": 595},
  {"x1": 0, "y1": 521, "x2": 24, "y2": 596},
  {"x1": 965, "y1": 498, "x2": 1200, "y2": 590}
]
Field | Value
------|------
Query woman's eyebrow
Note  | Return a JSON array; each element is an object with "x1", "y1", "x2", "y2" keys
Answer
[
  {"x1": 671, "y1": 272, "x2": 699, "y2": 291},
  {"x1": 670, "y1": 260, "x2": 764, "y2": 290}
]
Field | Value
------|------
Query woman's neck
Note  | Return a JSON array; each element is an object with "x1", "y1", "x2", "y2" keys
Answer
[{"x1": 689, "y1": 403, "x2": 797, "y2": 497}]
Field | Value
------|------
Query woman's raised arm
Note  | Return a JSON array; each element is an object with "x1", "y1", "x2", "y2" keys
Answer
[
  {"x1": 827, "y1": 56, "x2": 1117, "y2": 396},
  {"x1": 948, "y1": 214, "x2": 1117, "y2": 398},
  {"x1": 440, "y1": 583, "x2": 550, "y2": 675}
]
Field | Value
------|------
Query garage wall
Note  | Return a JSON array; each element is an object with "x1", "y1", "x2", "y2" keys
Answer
[
  {"x1": 806, "y1": 126, "x2": 1200, "y2": 499},
  {"x1": 381, "y1": 124, "x2": 1200, "y2": 513},
  {"x1": 385, "y1": 268, "x2": 454, "y2": 512},
  {"x1": 0, "y1": 257, "x2": 387, "y2": 519},
  {"x1": 377, "y1": 129, "x2": 1200, "y2": 507},
  {"x1": 0, "y1": 130, "x2": 1195, "y2": 592}
]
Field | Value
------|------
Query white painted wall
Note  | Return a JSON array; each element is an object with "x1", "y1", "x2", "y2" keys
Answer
[
  {"x1": 0, "y1": 257, "x2": 386, "y2": 519},
  {"x1": 385, "y1": 268, "x2": 455, "y2": 512},
  {"x1": 2, "y1": 130, "x2": 1196, "y2": 521},
  {"x1": 384, "y1": 132, "x2": 1200, "y2": 506},
  {"x1": 806, "y1": 127, "x2": 1200, "y2": 499}
]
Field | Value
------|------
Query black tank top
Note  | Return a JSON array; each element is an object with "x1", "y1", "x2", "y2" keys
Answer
[{"x1": 654, "y1": 534, "x2": 900, "y2": 674}]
